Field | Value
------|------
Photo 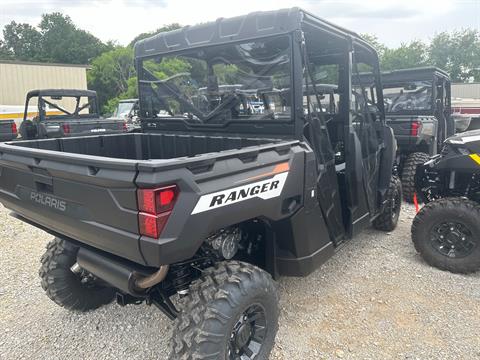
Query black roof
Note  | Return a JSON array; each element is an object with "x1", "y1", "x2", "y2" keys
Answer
[
  {"x1": 381, "y1": 67, "x2": 450, "y2": 83},
  {"x1": 134, "y1": 7, "x2": 374, "y2": 58},
  {"x1": 26, "y1": 89, "x2": 97, "y2": 99}
]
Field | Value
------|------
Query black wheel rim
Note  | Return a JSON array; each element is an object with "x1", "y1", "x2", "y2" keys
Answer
[
  {"x1": 228, "y1": 304, "x2": 267, "y2": 359},
  {"x1": 430, "y1": 221, "x2": 477, "y2": 258}
]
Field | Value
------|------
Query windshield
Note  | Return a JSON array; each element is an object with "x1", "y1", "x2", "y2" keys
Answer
[
  {"x1": 114, "y1": 102, "x2": 135, "y2": 118},
  {"x1": 138, "y1": 35, "x2": 292, "y2": 125},
  {"x1": 383, "y1": 80, "x2": 433, "y2": 113}
]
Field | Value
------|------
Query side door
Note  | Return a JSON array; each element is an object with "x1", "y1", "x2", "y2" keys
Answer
[
  {"x1": 302, "y1": 57, "x2": 346, "y2": 245},
  {"x1": 345, "y1": 44, "x2": 386, "y2": 236}
]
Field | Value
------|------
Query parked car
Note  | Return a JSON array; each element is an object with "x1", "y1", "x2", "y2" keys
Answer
[
  {"x1": 18, "y1": 89, "x2": 127, "y2": 139},
  {"x1": 0, "y1": 8, "x2": 400, "y2": 359}
]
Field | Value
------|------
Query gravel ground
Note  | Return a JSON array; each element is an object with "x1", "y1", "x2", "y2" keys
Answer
[{"x1": 1, "y1": 203, "x2": 479, "y2": 359}]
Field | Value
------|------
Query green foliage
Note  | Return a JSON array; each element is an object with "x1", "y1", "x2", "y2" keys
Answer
[
  {"x1": 361, "y1": 30, "x2": 480, "y2": 81},
  {"x1": 144, "y1": 56, "x2": 192, "y2": 80},
  {"x1": 429, "y1": 29, "x2": 480, "y2": 82},
  {"x1": 0, "y1": 40, "x2": 13, "y2": 59},
  {"x1": 381, "y1": 40, "x2": 428, "y2": 71},
  {"x1": 0, "y1": 13, "x2": 110, "y2": 64},
  {"x1": 361, "y1": 34, "x2": 387, "y2": 58},
  {"x1": 129, "y1": 23, "x2": 182, "y2": 47},
  {"x1": 87, "y1": 46, "x2": 135, "y2": 111},
  {"x1": 39, "y1": 13, "x2": 111, "y2": 64},
  {"x1": 2, "y1": 21, "x2": 43, "y2": 60}
]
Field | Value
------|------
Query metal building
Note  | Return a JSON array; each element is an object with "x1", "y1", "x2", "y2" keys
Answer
[
  {"x1": 452, "y1": 82, "x2": 480, "y2": 99},
  {"x1": 0, "y1": 60, "x2": 89, "y2": 123}
]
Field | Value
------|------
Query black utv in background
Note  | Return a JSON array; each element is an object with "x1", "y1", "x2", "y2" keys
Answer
[
  {"x1": 0, "y1": 8, "x2": 400, "y2": 359},
  {"x1": 0, "y1": 119, "x2": 17, "y2": 141},
  {"x1": 378, "y1": 67, "x2": 455, "y2": 202},
  {"x1": 19, "y1": 89, "x2": 127, "y2": 139},
  {"x1": 412, "y1": 130, "x2": 480, "y2": 273}
]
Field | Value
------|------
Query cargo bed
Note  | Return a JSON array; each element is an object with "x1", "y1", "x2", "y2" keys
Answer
[
  {"x1": 9, "y1": 132, "x2": 278, "y2": 160},
  {"x1": 0, "y1": 132, "x2": 298, "y2": 266}
]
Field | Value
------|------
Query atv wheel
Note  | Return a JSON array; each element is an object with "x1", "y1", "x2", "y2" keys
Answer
[
  {"x1": 39, "y1": 238, "x2": 115, "y2": 312},
  {"x1": 170, "y1": 261, "x2": 279, "y2": 360},
  {"x1": 411, "y1": 198, "x2": 480, "y2": 273},
  {"x1": 373, "y1": 175, "x2": 402, "y2": 231},
  {"x1": 401, "y1": 152, "x2": 429, "y2": 203}
]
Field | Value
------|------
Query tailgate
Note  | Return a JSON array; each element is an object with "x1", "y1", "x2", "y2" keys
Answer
[
  {"x1": 69, "y1": 119, "x2": 125, "y2": 135},
  {"x1": 386, "y1": 116, "x2": 416, "y2": 138},
  {"x1": 0, "y1": 151, "x2": 145, "y2": 264},
  {"x1": 0, "y1": 120, "x2": 16, "y2": 141}
]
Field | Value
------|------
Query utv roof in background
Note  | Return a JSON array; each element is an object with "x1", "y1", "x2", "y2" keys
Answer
[
  {"x1": 26, "y1": 89, "x2": 97, "y2": 99},
  {"x1": 381, "y1": 67, "x2": 450, "y2": 83},
  {"x1": 134, "y1": 7, "x2": 375, "y2": 58}
]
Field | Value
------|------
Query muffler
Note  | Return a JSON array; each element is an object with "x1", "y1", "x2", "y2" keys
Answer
[{"x1": 76, "y1": 247, "x2": 168, "y2": 296}]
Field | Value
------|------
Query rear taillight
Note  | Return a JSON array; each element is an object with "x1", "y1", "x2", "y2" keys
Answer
[
  {"x1": 11, "y1": 122, "x2": 17, "y2": 135},
  {"x1": 62, "y1": 123, "x2": 71, "y2": 134},
  {"x1": 410, "y1": 121, "x2": 421, "y2": 136},
  {"x1": 120, "y1": 122, "x2": 127, "y2": 131},
  {"x1": 137, "y1": 185, "x2": 178, "y2": 238}
]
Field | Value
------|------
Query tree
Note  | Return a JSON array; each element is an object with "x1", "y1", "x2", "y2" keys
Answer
[
  {"x1": 429, "y1": 29, "x2": 480, "y2": 82},
  {"x1": 87, "y1": 46, "x2": 136, "y2": 111},
  {"x1": 0, "y1": 13, "x2": 111, "y2": 64},
  {"x1": 381, "y1": 40, "x2": 429, "y2": 71},
  {"x1": 39, "y1": 13, "x2": 111, "y2": 64},
  {"x1": 0, "y1": 39, "x2": 13, "y2": 60},
  {"x1": 128, "y1": 23, "x2": 182, "y2": 47},
  {"x1": 361, "y1": 33, "x2": 387, "y2": 59},
  {"x1": 1, "y1": 21, "x2": 43, "y2": 61}
]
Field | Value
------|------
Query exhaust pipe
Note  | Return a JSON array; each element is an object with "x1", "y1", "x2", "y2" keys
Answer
[
  {"x1": 135, "y1": 265, "x2": 169, "y2": 289},
  {"x1": 77, "y1": 247, "x2": 168, "y2": 296}
]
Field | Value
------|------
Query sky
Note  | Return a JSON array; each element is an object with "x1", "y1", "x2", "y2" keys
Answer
[{"x1": 0, "y1": 0, "x2": 479, "y2": 47}]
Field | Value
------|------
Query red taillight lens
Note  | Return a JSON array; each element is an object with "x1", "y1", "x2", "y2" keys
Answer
[
  {"x1": 410, "y1": 121, "x2": 420, "y2": 136},
  {"x1": 120, "y1": 122, "x2": 127, "y2": 131},
  {"x1": 11, "y1": 122, "x2": 17, "y2": 135},
  {"x1": 62, "y1": 123, "x2": 71, "y2": 134},
  {"x1": 138, "y1": 185, "x2": 178, "y2": 214},
  {"x1": 137, "y1": 185, "x2": 178, "y2": 238}
]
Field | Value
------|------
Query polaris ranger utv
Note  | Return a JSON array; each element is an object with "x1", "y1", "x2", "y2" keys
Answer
[
  {"x1": 0, "y1": 8, "x2": 400, "y2": 359},
  {"x1": 412, "y1": 130, "x2": 480, "y2": 273},
  {"x1": 18, "y1": 89, "x2": 127, "y2": 139},
  {"x1": 380, "y1": 67, "x2": 455, "y2": 202}
]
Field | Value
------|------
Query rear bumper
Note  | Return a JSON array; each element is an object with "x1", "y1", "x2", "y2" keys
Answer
[{"x1": 3, "y1": 192, "x2": 146, "y2": 265}]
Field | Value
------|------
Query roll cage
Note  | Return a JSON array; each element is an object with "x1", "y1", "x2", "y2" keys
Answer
[
  {"x1": 134, "y1": 7, "x2": 385, "y2": 139},
  {"x1": 23, "y1": 89, "x2": 100, "y2": 122}
]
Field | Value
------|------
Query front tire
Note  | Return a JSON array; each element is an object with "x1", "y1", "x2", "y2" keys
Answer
[
  {"x1": 401, "y1": 152, "x2": 429, "y2": 203},
  {"x1": 169, "y1": 261, "x2": 279, "y2": 360},
  {"x1": 411, "y1": 198, "x2": 480, "y2": 273},
  {"x1": 39, "y1": 238, "x2": 115, "y2": 312},
  {"x1": 373, "y1": 175, "x2": 402, "y2": 232}
]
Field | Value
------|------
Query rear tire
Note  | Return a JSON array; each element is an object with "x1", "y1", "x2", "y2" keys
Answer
[
  {"x1": 373, "y1": 175, "x2": 402, "y2": 232},
  {"x1": 169, "y1": 261, "x2": 279, "y2": 360},
  {"x1": 39, "y1": 238, "x2": 115, "y2": 312},
  {"x1": 411, "y1": 198, "x2": 480, "y2": 273},
  {"x1": 401, "y1": 152, "x2": 429, "y2": 203}
]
